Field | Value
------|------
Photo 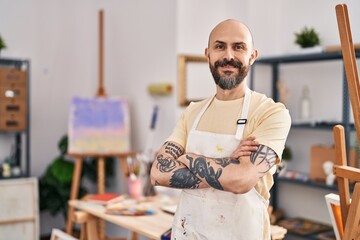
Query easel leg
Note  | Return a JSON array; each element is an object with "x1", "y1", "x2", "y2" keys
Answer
[
  {"x1": 66, "y1": 157, "x2": 83, "y2": 235},
  {"x1": 98, "y1": 157, "x2": 106, "y2": 240}
]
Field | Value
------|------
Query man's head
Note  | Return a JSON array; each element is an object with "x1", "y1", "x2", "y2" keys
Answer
[{"x1": 205, "y1": 19, "x2": 258, "y2": 90}]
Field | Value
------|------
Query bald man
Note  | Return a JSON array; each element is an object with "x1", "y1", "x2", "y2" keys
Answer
[{"x1": 151, "y1": 19, "x2": 291, "y2": 239}]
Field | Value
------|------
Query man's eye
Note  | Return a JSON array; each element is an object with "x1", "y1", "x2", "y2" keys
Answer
[
  {"x1": 215, "y1": 45, "x2": 224, "y2": 50},
  {"x1": 234, "y1": 44, "x2": 246, "y2": 51}
]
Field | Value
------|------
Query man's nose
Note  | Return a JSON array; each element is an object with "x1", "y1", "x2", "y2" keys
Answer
[{"x1": 223, "y1": 48, "x2": 235, "y2": 61}]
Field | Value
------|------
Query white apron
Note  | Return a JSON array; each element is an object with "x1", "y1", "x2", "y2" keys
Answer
[{"x1": 171, "y1": 90, "x2": 269, "y2": 240}]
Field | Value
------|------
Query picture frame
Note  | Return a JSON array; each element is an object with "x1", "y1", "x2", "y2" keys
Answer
[
  {"x1": 177, "y1": 54, "x2": 209, "y2": 106},
  {"x1": 325, "y1": 193, "x2": 344, "y2": 240}
]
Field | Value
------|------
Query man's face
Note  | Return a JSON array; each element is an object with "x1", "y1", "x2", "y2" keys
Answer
[
  {"x1": 209, "y1": 57, "x2": 250, "y2": 90},
  {"x1": 206, "y1": 20, "x2": 256, "y2": 90}
]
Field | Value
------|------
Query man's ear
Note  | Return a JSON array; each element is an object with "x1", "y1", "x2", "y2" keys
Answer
[
  {"x1": 204, "y1": 48, "x2": 209, "y2": 59},
  {"x1": 249, "y1": 49, "x2": 259, "y2": 65}
]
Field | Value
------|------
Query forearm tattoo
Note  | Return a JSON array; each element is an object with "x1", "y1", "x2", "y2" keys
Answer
[
  {"x1": 156, "y1": 154, "x2": 177, "y2": 172},
  {"x1": 182, "y1": 155, "x2": 240, "y2": 190},
  {"x1": 164, "y1": 141, "x2": 183, "y2": 159},
  {"x1": 170, "y1": 166, "x2": 202, "y2": 189},
  {"x1": 156, "y1": 142, "x2": 202, "y2": 189},
  {"x1": 214, "y1": 157, "x2": 240, "y2": 167},
  {"x1": 250, "y1": 145, "x2": 277, "y2": 174}
]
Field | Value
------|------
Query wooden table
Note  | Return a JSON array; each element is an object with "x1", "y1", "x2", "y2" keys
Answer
[
  {"x1": 68, "y1": 197, "x2": 174, "y2": 240},
  {"x1": 69, "y1": 197, "x2": 287, "y2": 240}
]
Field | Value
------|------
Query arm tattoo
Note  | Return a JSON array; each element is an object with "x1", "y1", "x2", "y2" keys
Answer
[
  {"x1": 214, "y1": 157, "x2": 240, "y2": 167},
  {"x1": 184, "y1": 155, "x2": 229, "y2": 190},
  {"x1": 250, "y1": 145, "x2": 277, "y2": 174},
  {"x1": 170, "y1": 167, "x2": 202, "y2": 189},
  {"x1": 156, "y1": 154, "x2": 201, "y2": 189},
  {"x1": 157, "y1": 142, "x2": 201, "y2": 189},
  {"x1": 156, "y1": 141, "x2": 184, "y2": 172},
  {"x1": 164, "y1": 141, "x2": 183, "y2": 159},
  {"x1": 156, "y1": 154, "x2": 178, "y2": 172},
  {"x1": 180, "y1": 156, "x2": 240, "y2": 190}
]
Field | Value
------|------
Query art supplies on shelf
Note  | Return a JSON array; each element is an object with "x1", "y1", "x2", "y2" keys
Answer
[{"x1": 84, "y1": 193, "x2": 124, "y2": 205}]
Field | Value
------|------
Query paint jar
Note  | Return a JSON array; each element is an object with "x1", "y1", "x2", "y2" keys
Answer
[{"x1": 128, "y1": 177, "x2": 143, "y2": 199}]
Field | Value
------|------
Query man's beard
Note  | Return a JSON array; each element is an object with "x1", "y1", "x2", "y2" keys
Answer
[{"x1": 210, "y1": 59, "x2": 250, "y2": 90}]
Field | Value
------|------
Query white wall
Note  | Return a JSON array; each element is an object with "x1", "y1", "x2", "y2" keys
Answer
[{"x1": 1, "y1": 0, "x2": 360, "y2": 236}]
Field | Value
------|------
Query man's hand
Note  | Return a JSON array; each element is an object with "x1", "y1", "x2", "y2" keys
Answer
[{"x1": 230, "y1": 136, "x2": 259, "y2": 159}]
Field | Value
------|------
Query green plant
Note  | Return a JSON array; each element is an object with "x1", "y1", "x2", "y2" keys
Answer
[
  {"x1": 282, "y1": 145, "x2": 292, "y2": 161},
  {"x1": 0, "y1": 35, "x2": 6, "y2": 51},
  {"x1": 39, "y1": 135, "x2": 115, "y2": 222},
  {"x1": 294, "y1": 26, "x2": 320, "y2": 48}
]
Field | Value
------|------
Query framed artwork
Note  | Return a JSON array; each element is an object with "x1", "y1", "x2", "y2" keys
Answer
[
  {"x1": 178, "y1": 54, "x2": 213, "y2": 106},
  {"x1": 68, "y1": 96, "x2": 130, "y2": 154},
  {"x1": 325, "y1": 193, "x2": 344, "y2": 240}
]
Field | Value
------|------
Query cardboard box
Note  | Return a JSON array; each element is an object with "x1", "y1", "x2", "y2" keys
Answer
[{"x1": 310, "y1": 145, "x2": 358, "y2": 182}]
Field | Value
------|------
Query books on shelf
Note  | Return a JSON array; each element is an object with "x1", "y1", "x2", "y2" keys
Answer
[{"x1": 84, "y1": 193, "x2": 124, "y2": 205}]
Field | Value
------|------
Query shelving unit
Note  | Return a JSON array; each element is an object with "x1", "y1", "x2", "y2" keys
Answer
[
  {"x1": 0, "y1": 58, "x2": 30, "y2": 178},
  {"x1": 251, "y1": 50, "x2": 359, "y2": 153},
  {"x1": 250, "y1": 50, "x2": 359, "y2": 238}
]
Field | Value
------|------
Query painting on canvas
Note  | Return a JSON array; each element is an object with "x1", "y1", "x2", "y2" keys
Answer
[{"x1": 68, "y1": 97, "x2": 130, "y2": 154}]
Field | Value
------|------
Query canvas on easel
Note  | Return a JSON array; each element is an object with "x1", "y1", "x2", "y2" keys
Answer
[
  {"x1": 325, "y1": 193, "x2": 344, "y2": 240},
  {"x1": 68, "y1": 96, "x2": 130, "y2": 154}
]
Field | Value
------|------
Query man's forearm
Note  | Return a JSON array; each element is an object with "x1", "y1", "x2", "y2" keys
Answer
[
  {"x1": 178, "y1": 154, "x2": 240, "y2": 191},
  {"x1": 178, "y1": 144, "x2": 277, "y2": 194},
  {"x1": 150, "y1": 141, "x2": 209, "y2": 189}
]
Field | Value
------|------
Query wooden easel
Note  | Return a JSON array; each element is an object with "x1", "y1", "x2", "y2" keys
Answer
[
  {"x1": 333, "y1": 4, "x2": 360, "y2": 239},
  {"x1": 65, "y1": 10, "x2": 137, "y2": 240}
]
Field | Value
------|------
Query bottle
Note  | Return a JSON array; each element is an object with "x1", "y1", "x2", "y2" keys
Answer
[{"x1": 300, "y1": 85, "x2": 311, "y2": 120}]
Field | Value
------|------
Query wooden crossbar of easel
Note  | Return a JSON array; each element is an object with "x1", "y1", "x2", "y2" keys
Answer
[{"x1": 333, "y1": 3, "x2": 360, "y2": 240}]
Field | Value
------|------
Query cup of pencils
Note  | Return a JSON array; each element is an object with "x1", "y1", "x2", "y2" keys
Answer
[
  {"x1": 127, "y1": 156, "x2": 143, "y2": 199},
  {"x1": 128, "y1": 175, "x2": 142, "y2": 199}
]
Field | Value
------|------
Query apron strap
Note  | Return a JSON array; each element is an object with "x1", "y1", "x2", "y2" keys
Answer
[
  {"x1": 191, "y1": 95, "x2": 215, "y2": 131},
  {"x1": 235, "y1": 89, "x2": 252, "y2": 140}
]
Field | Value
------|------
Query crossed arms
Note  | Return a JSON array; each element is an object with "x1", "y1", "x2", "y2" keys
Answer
[{"x1": 150, "y1": 137, "x2": 277, "y2": 194}]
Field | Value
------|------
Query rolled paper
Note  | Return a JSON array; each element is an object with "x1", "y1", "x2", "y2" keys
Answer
[{"x1": 147, "y1": 83, "x2": 173, "y2": 96}]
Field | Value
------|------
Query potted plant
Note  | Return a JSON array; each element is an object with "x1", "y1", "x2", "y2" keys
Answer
[
  {"x1": 278, "y1": 145, "x2": 292, "y2": 176},
  {"x1": 39, "y1": 135, "x2": 115, "y2": 221},
  {"x1": 294, "y1": 26, "x2": 320, "y2": 48},
  {"x1": 0, "y1": 35, "x2": 6, "y2": 55}
]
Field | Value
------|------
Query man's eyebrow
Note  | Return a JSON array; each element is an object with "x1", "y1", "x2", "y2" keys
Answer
[
  {"x1": 213, "y1": 40, "x2": 225, "y2": 45},
  {"x1": 212, "y1": 40, "x2": 248, "y2": 48}
]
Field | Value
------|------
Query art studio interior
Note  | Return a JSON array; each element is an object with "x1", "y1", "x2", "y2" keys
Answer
[{"x1": 0, "y1": 1, "x2": 360, "y2": 240}]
